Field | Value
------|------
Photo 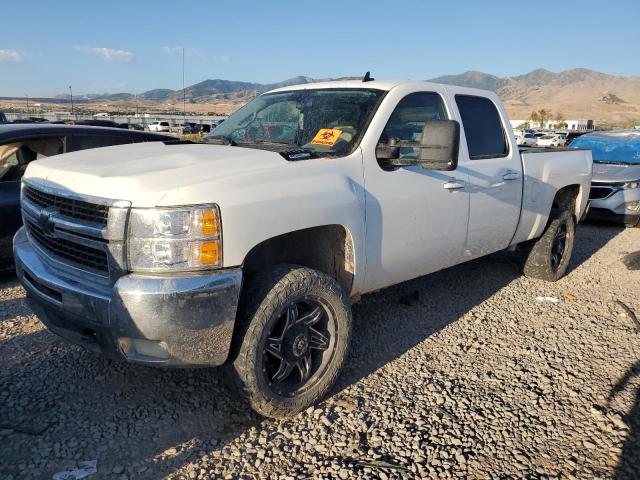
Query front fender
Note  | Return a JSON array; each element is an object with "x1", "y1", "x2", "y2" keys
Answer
[{"x1": 214, "y1": 152, "x2": 366, "y2": 292}]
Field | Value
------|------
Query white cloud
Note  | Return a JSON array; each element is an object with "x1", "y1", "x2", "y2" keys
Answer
[
  {"x1": 0, "y1": 49, "x2": 23, "y2": 62},
  {"x1": 74, "y1": 46, "x2": 134, "y2": 62}
]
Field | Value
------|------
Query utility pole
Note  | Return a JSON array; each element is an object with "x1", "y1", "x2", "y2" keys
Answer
[
  {"x1": 182, "y1": 47, "x2": 186, "y2": 124},
  {"x1": 135, "y1": 94, "x2": 139, "y2": 116},
  {"x1": 69, "y1": 85, "x2": 75, "y2": 119},
  {"x1": 25, "y1": 94, "x2": 29, "y2": 114}
]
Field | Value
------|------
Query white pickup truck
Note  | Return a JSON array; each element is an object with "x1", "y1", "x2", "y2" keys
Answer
[{"x1": 14, "y1": 79, "x2": 592, "y2": 417}]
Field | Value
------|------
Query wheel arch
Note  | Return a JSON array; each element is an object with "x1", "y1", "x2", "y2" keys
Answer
[
  {"x1": 241, "y1": 224, "x2": 356, "y2": 296},
  {"x1": 552, "y1": 183, "x2": 581, "y2": 219}
]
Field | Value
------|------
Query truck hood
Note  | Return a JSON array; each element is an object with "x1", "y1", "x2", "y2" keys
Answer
[
  {"x1": 592, "y1": 162, "x2": 640, "y2": 183},
  {"x1": 24, "y1": 142, "x2": 291, "y2": 206}
]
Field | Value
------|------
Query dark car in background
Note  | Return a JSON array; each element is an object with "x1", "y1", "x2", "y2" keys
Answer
[{"x1": 0, "y1": 124, "x2": 174, "y2": 272}]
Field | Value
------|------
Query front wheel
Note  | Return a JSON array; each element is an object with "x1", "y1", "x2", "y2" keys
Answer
[
  {"x1": 523, "y1": 209, "x2": 576, "y2": 281},
  {"x1": 230, "y1": 265, "x2": 352, "y2": 418}
]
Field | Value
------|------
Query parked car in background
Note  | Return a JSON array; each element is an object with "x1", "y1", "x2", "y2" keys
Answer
[
  {"x1": 14, "y1": 80, "x2": 591, "y2": 417},
  {"x1": 517, "y1": 132, "x2": 538, "y2": 147},
  {"x1": 0, "y1": 124, "x2": 174, "y2": 272},
  {"x1": 76, "y1": 119, "x2": 123, "y2": 128},
  {"x1": 537, "y1": 135, "x2": 564, "y2": 147},
  {"x1": 171, "y1": 123, "x2": 199, "y2": 134},
  {"x1": 11, "y1": 117, "x2": 48, "y2": 124},
  {"x1": 571, "y1": 130, "x2": 640, "y2": 227},
  {"x1": 149, "y1": 121, "x2": 170, "y2": 132}
]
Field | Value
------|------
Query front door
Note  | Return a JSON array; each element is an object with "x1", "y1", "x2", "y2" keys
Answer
[{"x1": 362, "y1": 90, "x2": 470, "y2": 292}]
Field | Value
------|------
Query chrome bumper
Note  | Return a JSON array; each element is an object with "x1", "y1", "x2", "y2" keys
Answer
[{"x1": 14, "y1": 227, "x2": 242, "y2": 367}]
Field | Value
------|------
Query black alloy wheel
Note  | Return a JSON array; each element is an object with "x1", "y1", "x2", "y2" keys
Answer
[{"x1": 262, "y1": 299, "x2": 335, "y2": 397}]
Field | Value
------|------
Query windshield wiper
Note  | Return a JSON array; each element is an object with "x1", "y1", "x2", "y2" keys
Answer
[
  {"x1": 237, "y1": 139, "x2": 298, "y2": 146},
  {"x1": 202, "y1": 135, "x2": 236, "y2": 146}
]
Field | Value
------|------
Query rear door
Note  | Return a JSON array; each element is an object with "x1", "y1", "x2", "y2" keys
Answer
[{"x1": 454, "y1": 94, "x2": 522, "y2": 259}]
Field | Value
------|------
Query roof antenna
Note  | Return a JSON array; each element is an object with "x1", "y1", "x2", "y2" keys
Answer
[{"x1": 362, "y1": 71, "x2": 374, "y2": 82}]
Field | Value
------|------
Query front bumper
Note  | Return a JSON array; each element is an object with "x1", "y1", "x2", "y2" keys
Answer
[
  {"x1": 588, "y1": 188, "x2": 640, "y2": 225},
  {"x1": 14, "y1": 227, "x2": 242, "y2": 366}
]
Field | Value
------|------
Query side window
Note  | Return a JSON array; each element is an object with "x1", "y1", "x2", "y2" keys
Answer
[
  {"x1": 455, "y1": 95, "x2": 508, "y2": 159},
  {"x1": 379, "y1": 92, "x2": 447, "y2": 161},
  {"x1": 0, "y1": 137, "x2": 66, "y2": 182},
  {"x1": 73, "y1": 134, "x2": 131, "y2": 150}
]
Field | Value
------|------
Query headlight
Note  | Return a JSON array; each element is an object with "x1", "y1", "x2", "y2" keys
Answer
[
  {"x1": 127, "y1": 205, "x2": 221, "y2": 272},
  {"x1": 623, "y1": 181, "x2": 639, "y2": 189}
]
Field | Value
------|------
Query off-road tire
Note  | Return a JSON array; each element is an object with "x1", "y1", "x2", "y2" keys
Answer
[
  {"x1": 523, "y1": 209, "x2": 575, "y2": 281},
  {"x1": 230, "y1": 264, "x2": 352, "y2": 418}
]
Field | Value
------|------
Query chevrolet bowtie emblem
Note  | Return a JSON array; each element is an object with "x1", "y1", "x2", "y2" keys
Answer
[{"x1": 37, "y1": 207, "x2": 58, "y2": 235}]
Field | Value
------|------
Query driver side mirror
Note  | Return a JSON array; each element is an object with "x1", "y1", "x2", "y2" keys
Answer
[{"x1": 375, "y1": 120, "x2": 460, "y2": 171}]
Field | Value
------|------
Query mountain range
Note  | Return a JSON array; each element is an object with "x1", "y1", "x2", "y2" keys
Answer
[
  {"x1": 430, "y1": 68, "x2": 640, "y2": 122},
  {"x1": 6, "y1": 68, "x2": 639, "y2": 123}
]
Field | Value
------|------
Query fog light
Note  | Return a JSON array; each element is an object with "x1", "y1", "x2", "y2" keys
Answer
[
  {"x1": 625, "y1": 201, "x2": 640, "y2": 212},
  {"x1": 118, "y1": 338, "x2": 170, "y2": 360}
]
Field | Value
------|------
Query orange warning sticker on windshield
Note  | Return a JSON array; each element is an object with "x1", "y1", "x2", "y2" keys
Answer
[{"x1": 310, "y1": 128, "x2": 343, "y2": 146}]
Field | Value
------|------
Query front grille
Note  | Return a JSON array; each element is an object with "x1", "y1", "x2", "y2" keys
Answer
[
  {"x1": 24, "y1": 185, "x2": 109, "y2": 226},
  {"x1": 589, "y1": 186, "x2": 616, "y2": 200},
  {"x1": 25, "y1": 220, "x2": 109, "y2": 274}
]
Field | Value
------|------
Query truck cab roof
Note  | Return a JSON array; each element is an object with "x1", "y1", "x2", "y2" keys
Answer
[{"x1": 267, "y1": 79, "x2": 495, "y2": 97}]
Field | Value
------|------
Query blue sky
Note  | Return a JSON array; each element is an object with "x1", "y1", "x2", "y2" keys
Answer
[{"x1": 1, "y1": 0, "x2": 638, "y2": 96}]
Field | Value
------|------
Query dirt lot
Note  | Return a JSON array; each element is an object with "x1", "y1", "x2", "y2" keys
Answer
[{"x1": 1, "y1": 223, "x2": 639, "y2": 479}]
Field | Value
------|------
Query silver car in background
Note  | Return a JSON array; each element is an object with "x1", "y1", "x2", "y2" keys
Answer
[{"x1": 571, "y1": 130, "x2": 640, "y2": 227}]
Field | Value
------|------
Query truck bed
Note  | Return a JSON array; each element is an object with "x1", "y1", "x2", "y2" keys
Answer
[{"x1": 511, "y1": 148, "x2": 592, "y2": 246}]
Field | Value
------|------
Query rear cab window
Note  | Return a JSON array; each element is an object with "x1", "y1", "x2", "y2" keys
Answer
[{"x1": 455, "y1": 95, "x2": 508, "y2": 159}]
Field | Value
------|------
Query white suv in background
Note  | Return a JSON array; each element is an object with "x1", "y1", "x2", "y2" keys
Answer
[
  {"x1": 537, "y1": 135, "x2": 564, "y2": 147},
  {"x1": 517, "y1": 132, "x2": 538, "y2": 147},
  {"x1": 148, "y1": 121, "x2": 170, "y2": 132}
]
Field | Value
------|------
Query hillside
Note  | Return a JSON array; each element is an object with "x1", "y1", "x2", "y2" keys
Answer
[
  {"x1": 3, "y1": 69, "x2": 639, "y2": 123},
  {"x1": 429, "y1": 68, "x2": 640, "y2": 123}
]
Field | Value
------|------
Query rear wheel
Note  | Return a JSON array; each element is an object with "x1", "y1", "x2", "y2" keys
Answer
[
  {"x1": 230, "y1": 265, "x2": 351, "y2": 418},
  {"x1": 523, "y1": 209, "x2": 575, "y2": 281}
]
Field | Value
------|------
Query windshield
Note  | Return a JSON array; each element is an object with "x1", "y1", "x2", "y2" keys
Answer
[
  {"x1": 204, "y1": 88, "x2": 384, "y2": 156},
  {"x1": 571, "y1": 134, "x2": 640, "y2": 164}
]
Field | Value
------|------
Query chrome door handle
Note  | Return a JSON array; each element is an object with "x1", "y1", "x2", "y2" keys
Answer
[
  {"x1": 503, "y1": 171, "x2": 521, "y2": 181},
  {"x1": 443, "y1": 180, "x2": 465, "y2": 190}
]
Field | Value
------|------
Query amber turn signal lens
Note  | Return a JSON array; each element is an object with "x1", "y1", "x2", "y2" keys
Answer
[
  {"x1": 201, "y1": 210, "x2": 219, "y2": 237},
  {"x1": 199, "y1": 241, "x2": 220, "y2": 265}
]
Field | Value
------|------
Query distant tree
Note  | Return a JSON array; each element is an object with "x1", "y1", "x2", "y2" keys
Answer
[
  {"x1": 517, "y1": 122, "x2": 531, "y2": 129},
  {"x1": 529, "y1": 111, "x2": 541, "y2": 128},
  {"x1": 537, "y1": 109, "x2": 551, "y2": 129},
  {"x1": 554, "y1": 113, "x2": 567, "y2": 129}
]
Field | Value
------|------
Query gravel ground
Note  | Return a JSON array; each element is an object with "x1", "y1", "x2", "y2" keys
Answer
[{"x1": 1, "y1": 223, "x2": 640, "y2": 480}]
